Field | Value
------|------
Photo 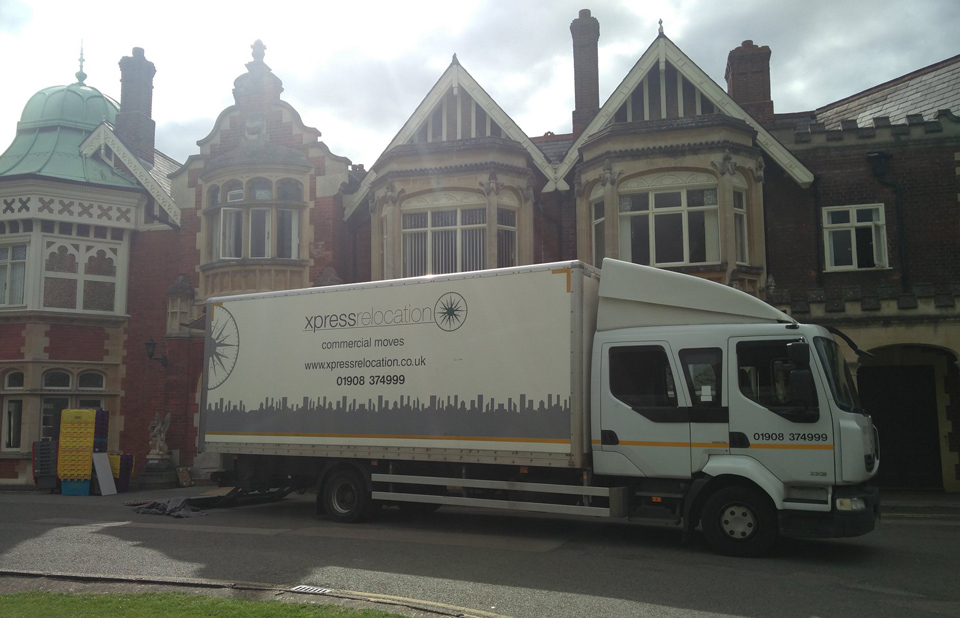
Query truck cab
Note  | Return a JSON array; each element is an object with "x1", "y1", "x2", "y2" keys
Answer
[{"x1": 591, "y1": 260, "x2": 879, "y2": 556}]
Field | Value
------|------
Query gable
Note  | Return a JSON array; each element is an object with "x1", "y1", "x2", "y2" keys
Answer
[
  {"x1": 344, "y1": 58, "x2": 555, "y2": 220},
  {"x1": 79, "y1": 123, "x2": 181, "y2": 226},
  {"x1": 553, "y1": 34, "x2": 814, "y2": 190}
]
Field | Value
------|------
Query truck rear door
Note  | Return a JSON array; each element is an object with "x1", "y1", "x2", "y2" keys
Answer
[{"x1": 599, "y1": 342, "x2": 691, "y2": 478}]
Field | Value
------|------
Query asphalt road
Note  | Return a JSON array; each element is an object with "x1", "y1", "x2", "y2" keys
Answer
[{"x1": 1, "y1": 486, "x2": 958, "y2": 618}]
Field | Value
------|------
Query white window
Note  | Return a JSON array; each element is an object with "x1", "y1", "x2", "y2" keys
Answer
[
  {"x1": 402, "y1": 208, "x2": 486, "y2": 277},
  {"x1": 592, "y1": 200, "x2": 605, "y2": 265},
  {"x1": 734, "y1": 190, "x2": 748, "y2": 264},
  {"x1": 823, "y1": 205, "x2": 887, "y2": 271},
  {"x1": 0, "y1": 244, "x2": 27, "y2": 306},
  {"x1": 2, "y1": 371, "x2": 24, "y2": 451},
  {"x1": 3, "y1": 399, "x2": 21, "y2": 450},
  {"x1": 219, "y1": 208, "x2": 243, "y2": 259},
  {"x1": 496, "y1": 208, "x2": 517, "y2": 269},
  {"x1": 619, "y1": 187, "x2": 720, "y2": 266},
  {"x1": 277, "y1": 209, "x2": 299, "y2": 259},
  {"x1": 250, "y1": 209, "x2": 271, "y2": 258}
]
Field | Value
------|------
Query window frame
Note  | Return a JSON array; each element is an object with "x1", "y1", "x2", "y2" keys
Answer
[
  {"x1": 2, "y1": 398, "x2": 22, "y2": 450},
  {"x1": 733, "y1": 190, "x2": 748, "y2": 265},
  {"x1": 219, "y1": 208, "x2": 243, "y2": 260},
  {"x1": 822, "y1": 204, "x2": 887, "y2": 271},
  {"x1": 592, "y1": 199, "x2": 605, "y2": 266},
  {"x1": 618, "y1": 186, "x2": 721, "y2": 267},
  {"x1": 401, "y1": 206, "x2": 488, "y2": 277},
  {"x1": 0, "y1": 243, "x2": 27, "y2": 307},
  {"x1": 249, "y1": 208, "x2": 271, "y2": 259}
]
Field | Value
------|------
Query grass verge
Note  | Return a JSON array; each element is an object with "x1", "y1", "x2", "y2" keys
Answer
[{"x1": 0, "y1": 591, "x2": 410, "y2": 617}]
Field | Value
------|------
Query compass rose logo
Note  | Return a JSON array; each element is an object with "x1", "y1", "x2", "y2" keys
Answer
[
  {"x1": 434, "y1": 292, "x2": 467, "y2": 332},
  {"x1": 207, "y1": 304, "x2": 240, "y2": 389}
]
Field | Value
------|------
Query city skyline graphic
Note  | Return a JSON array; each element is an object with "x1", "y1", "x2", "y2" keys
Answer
[{"x1": 205, "y1": 390, "x2": 571, "y2": 440}]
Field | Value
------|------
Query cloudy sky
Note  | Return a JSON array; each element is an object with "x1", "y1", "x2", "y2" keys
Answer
[{"x1": 0, "y1": 0, "x2": 957, "y2": 168}]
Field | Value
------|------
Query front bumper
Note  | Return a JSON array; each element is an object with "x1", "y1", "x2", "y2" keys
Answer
[{"x1": 779, "y1": 484, "x2": 880, "y2": 539}]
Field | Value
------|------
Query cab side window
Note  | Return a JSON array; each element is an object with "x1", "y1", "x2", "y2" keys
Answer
[
  {"x1": 679, "y1": 348, "x2": 722, "y2": 408},
  {"x1": 609, "y1": 346, "x2": 678, "y2": 408},
  {"x1": 736, "y1": 340, "x2": 817, "y2": 411}
]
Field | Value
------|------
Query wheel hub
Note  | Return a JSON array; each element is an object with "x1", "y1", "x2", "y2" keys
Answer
[{"x1": 720, "y1": 504, "x2": 757, "y2": 539}]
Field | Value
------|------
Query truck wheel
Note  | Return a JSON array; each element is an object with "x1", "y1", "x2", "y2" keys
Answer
[
  {"x1": 322, "y1": 470, "x2": 371, "y2": 523},
  {"x1": 700, "y1": 486, "x2": 778, "y2": 557}
]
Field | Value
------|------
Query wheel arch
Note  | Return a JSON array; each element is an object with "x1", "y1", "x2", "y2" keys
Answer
[
  {"x1": 684, "y1": 456, "x2": 784, "y2": 530},
  {"x1": 316, "y1": 460, "x2": 372, "y2": 495}
]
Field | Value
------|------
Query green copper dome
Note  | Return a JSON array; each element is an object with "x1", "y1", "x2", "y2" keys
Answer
[
  {"x1": 0, "y1": 76, "x2": 135, "y2": 187},
  {"x1": 18, "y1": 82, "x2": 118, "y2": 131}
]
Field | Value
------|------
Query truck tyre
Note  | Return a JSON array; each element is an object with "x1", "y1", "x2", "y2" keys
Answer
[
  {"x1": 323, "y1": 470, "x2": 372, "y2": 523},
  {"x1": 700, "y1": 486, "x2": 778, "y2": 557}
]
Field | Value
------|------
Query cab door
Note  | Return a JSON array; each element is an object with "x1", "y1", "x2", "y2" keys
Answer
[
  {"x1": 727, "y1": 338, "x2": 836, "y2": 485},
  {"x1": 677, "y1": 347, "x2": 730, "y2": 474},
  {"x1": 599, "y1": 342, "x2": 691, "y2": 478}
]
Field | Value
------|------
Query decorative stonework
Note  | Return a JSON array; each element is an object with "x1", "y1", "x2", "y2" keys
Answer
[
  {"x1": 79, "y1": 124, "x2": 181, "y2": 226},
  {"x1": 480, "y1": 171, "x2": 501, "y2": 196},
  {"x1": 711, "y1": 149, "x2": 738, "y2": 176}
]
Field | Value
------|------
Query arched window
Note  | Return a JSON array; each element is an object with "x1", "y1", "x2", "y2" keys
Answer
[
  {"x1": 277, "y1": 178, "x2": 303, "y2": 202},
  {"x1": 247, "y1": 178, "x2": 272, "y2": 202},
  {"x1": 223, "y1": 180, "x2": 243, "y2": 203},
  {"x1": 42, "y1": 370, "x2": 70, "y2": 389},
  {"x1": 78, "y1": 371, "x2": 105, "y2": 390},
  {"x1": 4, "y1": 371, "x2": 23, "y2": 389}
]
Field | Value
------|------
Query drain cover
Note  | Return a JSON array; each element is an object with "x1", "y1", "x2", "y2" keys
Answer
[{"x1": 289, "y1": 585, "x2": 331, "y2": 595}]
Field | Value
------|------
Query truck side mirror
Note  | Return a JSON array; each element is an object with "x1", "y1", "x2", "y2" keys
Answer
[{"x1": 787, "y1": 342, "x2": 810, "y2": 367}]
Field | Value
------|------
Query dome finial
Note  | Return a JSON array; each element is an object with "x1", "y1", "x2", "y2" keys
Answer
[
  {"x1": 75, "y1": 41, "x2": 87, "y2": 85},
  {"x1": 252, "y1": 40, "x2": 266, "y2": 64}
]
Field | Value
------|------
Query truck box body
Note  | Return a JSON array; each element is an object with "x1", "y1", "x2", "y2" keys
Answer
[{"x1": 201, "y1": 262, "x2": 600, "y2": 468}]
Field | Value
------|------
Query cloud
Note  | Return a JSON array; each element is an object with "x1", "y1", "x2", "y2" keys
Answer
[{"x1": 0, "y1": 0, "x2": 30, "y2": 33}]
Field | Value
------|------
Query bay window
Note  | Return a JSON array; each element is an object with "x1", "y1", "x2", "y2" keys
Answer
[
  {"x1": 619, "y1": 187, "x2": 720, "y2": 266},
  {"x1": 401, "y1": 206, "x2": 517, "y2": 277}
]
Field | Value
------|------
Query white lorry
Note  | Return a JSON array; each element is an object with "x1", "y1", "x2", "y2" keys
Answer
[{"x1": 200, "y1": 259, "x2": 879, "y2": 556}]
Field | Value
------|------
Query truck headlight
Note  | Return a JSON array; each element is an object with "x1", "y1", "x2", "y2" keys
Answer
[{"x1": 836, "y1": 497, "x2": 866, "y2": 511}]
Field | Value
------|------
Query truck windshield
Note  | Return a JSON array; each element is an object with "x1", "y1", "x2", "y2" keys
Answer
[{"x1": 813, "y1": 337, "x2": 862, "y2": 413}]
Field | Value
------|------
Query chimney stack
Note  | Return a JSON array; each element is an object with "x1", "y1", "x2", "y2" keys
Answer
[
  {"x1": 725, "y1": 40, "x2": 774, "y2": 123},
  {"x1": 115, "y1": 47, "x2": 156, "y2": 165},
  {"x1": 570, "y1": 9, "x2": 600, "y2": 138}
]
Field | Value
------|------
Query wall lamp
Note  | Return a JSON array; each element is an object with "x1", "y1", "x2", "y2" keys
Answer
[{"x1": 144, "y1": 338, "x2": 168, "y2": 368}]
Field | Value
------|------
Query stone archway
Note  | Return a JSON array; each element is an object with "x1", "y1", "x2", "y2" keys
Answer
[{"x1": 857, "y1": 345, "x2": 957, "y2": 490}]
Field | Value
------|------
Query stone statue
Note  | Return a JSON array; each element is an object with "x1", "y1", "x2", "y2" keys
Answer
[{"x1": 148, "y1": 412, "x2": 171, "y2": 455}]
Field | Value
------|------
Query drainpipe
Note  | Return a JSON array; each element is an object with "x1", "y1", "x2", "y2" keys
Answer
[
  {"x1": 811, "y1": 174, "x2": 823, "y2": 289},
  {"x1": 867, "y1": 151, "x2": 908, "y2": 291}
]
